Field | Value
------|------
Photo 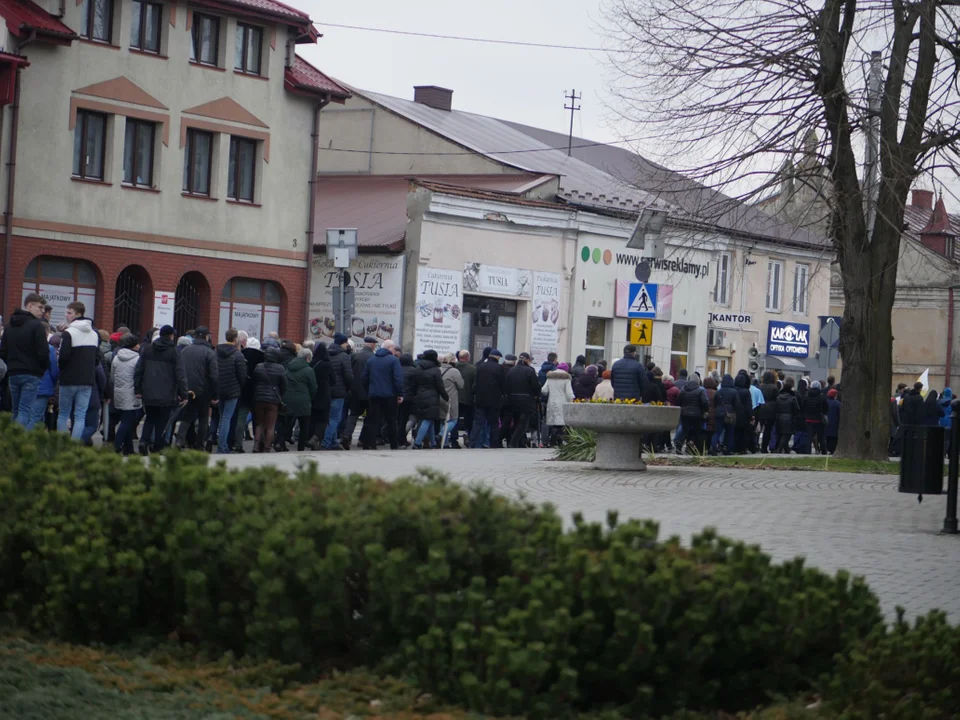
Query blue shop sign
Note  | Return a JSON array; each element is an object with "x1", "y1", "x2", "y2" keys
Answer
[{"x1": 767, "y1": 320, "x2": 810, "y2": 357}]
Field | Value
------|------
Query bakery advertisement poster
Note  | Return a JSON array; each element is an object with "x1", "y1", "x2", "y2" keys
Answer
[
  {"x1": 309, "y1": 254, "x2": 406, "y2": 345},
  {"x1": 413, "y1": 266, "x2": 463, "y2": 357},
  {"x1": 530, "y1": 271, "x2": 562, "y2": 364}
]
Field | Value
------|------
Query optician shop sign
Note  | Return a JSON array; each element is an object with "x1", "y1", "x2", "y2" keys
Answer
[{"x1": 767, "y1": 320, "x2": 810, "y2": 357}]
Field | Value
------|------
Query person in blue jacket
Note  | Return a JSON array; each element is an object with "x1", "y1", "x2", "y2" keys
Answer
[
  {"x1": 939, "y1": 387, "x2": 953, "y2": 456},
  {"x1": 825, "y1": 387, "x2": 841, "y2": 454},
  {"x1": 29, "y1": 335, "x2": 60, "y2": 429}
]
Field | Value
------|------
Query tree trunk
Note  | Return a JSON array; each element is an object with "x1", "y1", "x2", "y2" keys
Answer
[{"x1": 835, "y1": 241, "x2": 898, "y2": 460}]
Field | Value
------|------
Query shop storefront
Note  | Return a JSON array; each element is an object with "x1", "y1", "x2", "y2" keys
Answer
[{"x1": 570, "y1": 227, "x2": 712, "y2": 375}]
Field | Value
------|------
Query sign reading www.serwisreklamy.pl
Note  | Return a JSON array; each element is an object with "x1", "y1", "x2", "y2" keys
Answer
[{"x1": 767, "y1": 320, "x2": 810, "y2": 357}]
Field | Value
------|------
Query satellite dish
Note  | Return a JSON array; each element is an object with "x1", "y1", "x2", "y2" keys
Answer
[{"x1": 635, "y1": 261, "x2": 651, "y2": 283}]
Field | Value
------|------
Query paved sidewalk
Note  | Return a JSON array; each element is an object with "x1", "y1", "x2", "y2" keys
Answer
[{"x1": 218, "y1": 447, "x2": 960, "y2": 621}]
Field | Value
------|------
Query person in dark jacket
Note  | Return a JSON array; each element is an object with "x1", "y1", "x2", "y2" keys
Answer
[
  {"x1": 825, "y1": 388, "x2": 841, "y2": 454},
  {"x1": 665, "y1": 375, "x2": 680, "y2": 406},
  {"x1": 412, "y1": 350, "x2": 448, "y2": 448},
  {"x1": 342, "y1": 336, "x2": 376, "y2": 449},
  {"x1": 470, "y1": 350, "x2": 507, "y2": 449},
  {"x1": 233, "y1": 337, "x2": 264, "y2": 452},
  {"x1": 276, "y1": 347, "x2": 318, "y2": 452},
  {"x1": 800, "y1": 381, "x2": 828, "y2": 454},
  {"x1": 900, "y1": 382, "x2": 926, "y2": 426},
  {"x1": 397, "y1": 352, "x2": 418, "y2": 445},
  {"x1": 28, "y1": 340, "x2": 59, "y2": 429},
  {"x1": 573, "y1": 364, "x2": 600, "y2": 400},
  {"x1": 135, "y1": 325, "x2": 188, "y2": 454},
  {"x1": 306, "y1": 343, "x2": 334, "y2": 451},
  {"x1": 252, "y1": 347, "x2": 287, "y2": 452},
  {"x1": 924, "y1": 389, "x2": 944, "y2": 427},
  {"x1": 57, "y1": 303, "x2": 99, "y2": 440},
  {"x1": 678, "y1": 375, "x2": 709, "y2": 454},
  {"x1": 758, "y1": 371, "x2": 779, "y2": 453},
  {"x1": 703, "y1": 375, "x2": 718, "y2": 439},
  {"x1": 505, "y1": 352, "x2": 541, "y2": 447},
  {"x1": 710, "y1": 374, "x2": 741, "y2": 455},
  {"x1": 571, "y1": 355, "x2": 587, "y2": 379},
  {"x1": 611, "y1": 345, "x2": 648, "y2": 401},
  {"x1": 175, "y1": 327, "x2": 219, "y2": 451},
  {"x1": 455, "y1": 350, "x2": 477, "y2": 446},
  {"x1": 361, "y1": 340, "x2": 404, "y2": 450},
  {"x1": 322, "y1": 334, "x2": 353, "y2": 450},
  {"x1": 211, "y1": 328, "x2": 247, "y2": 454},
  {"x1": 774, "y1": 378, "x2": 801, "y2": 453},
  {"x1": 733, "y1": 373, "x2": 753, "y2": 453},
  {"x1": 537, "y1": 352, "x2": 558, "y2": 387},
  {"x1": 0, "y1": 293, "x2": 50, "y2": 428},
  {"x1": 81, "y1": 359, "x2": 107, "y2": 446}
]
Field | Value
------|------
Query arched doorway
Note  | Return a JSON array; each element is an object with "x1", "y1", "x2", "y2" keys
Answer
[
  {"x1": 23, "y1": 256, "x2": 98, "y2": 327},
  {"x1": 173, "y1": 271, "x2": 209, "y2": 334},
  {"x1": 113, "y1": 265, "x2": 152, "y2": 335}
]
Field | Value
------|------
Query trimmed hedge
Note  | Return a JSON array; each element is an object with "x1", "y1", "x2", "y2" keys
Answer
[{"x1": 0, "y1": 417, "x2": 887, "y2": 718}]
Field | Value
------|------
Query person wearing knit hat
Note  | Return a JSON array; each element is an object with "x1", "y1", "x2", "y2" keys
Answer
[
  {"x1": 594, "y1": 369, "x2": 615, "y2": 400},
  {"x1": 825, "y1": 387, "x2": 841, "y2": 454},
  {"x1": 573, "y1": 364, "x2": 601, "y2": 400}
]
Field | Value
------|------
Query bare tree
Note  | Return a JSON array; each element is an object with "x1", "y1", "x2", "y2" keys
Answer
[{"x1": 604, "y1": 0, "x2": 960, "y2": 459}]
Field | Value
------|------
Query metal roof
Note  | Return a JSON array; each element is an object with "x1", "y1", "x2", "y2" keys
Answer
[
  {"x1": 0, "y1": 0, "x2": 76, "y2": 40},
  {"x1": 353, "y1": 88, "x2": 668, "y2": 216}
]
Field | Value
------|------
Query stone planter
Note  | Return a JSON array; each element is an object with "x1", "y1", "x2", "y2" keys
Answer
[{"x1": 563, "y1": 402, "x2": 681, "y2": 471}]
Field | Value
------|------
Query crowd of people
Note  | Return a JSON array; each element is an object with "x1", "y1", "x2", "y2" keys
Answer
[{"x1": 889, "y1": 381, "x2": 954, "y2": 457}]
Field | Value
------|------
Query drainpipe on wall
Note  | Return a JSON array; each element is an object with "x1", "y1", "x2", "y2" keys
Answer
[
  {"x1": 303, "y1": 97, "x2": 329, "y2": 334},
  {"x1": 2, "y1": 68, "x2": 21, "y2": 320},
  {"x1": 948, "y1": 287, "x2": 955, "y2": 388}
]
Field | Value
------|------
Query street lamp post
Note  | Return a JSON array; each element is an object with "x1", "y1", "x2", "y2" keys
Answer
[{"x1": 944, "y1": 399, "x2": 959, "y2": 534}]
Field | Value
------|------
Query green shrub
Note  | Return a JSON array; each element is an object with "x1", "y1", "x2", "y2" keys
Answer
[
  {"x1": 0, "y1": 417, "x2": 886, "y2": 718},
  {"x1": 822, "y1": 609, "x2": 960, "y2": 719},
  {"x1": 554, "y1": 427, "x2": 596, "y2": 462}
]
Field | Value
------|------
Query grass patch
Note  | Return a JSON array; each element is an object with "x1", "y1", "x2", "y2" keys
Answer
[{"x1": 650, "y1": 455, "x2": 903, "y2": 475}]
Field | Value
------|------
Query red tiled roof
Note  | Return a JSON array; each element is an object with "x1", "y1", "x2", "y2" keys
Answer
[
  {"x1": 192, "y1": 0, "x2": 317, "y2": 40},
  {"x1": 0, "y1": 0, "x2": 77, "y2": 40},
  {"x1": 920, "y1": 197, "x2": 955, "y2": 235},
  {"x1": 285, "y1": 55, "x2": 350, "y2": 100}
]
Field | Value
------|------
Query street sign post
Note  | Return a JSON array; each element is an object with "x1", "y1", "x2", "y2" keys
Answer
[
  {"x1": 628, "y1": 318, "x2": 653, "y2": 346},
  {"x1": 332, "y1": 281, "x2": 355, "y2": 335},
  {"x1": 627, "y1": 282, "x2": 658, "y2": 319}
]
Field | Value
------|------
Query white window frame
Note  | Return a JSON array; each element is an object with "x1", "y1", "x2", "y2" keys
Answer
[
  {"x1": 792, "y1": 263, "x2": 809, "y2": 315},
  {"x1": 715, "y1": 251, "x2": 731, "y2": 306},
  {"x1": 766, "y1": 260, "x2": 783, "y2": 313}
]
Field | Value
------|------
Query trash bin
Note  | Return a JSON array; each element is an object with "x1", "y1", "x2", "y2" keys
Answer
[{"x1": 899, "y1": 425, "x2": 944, "y2": 495}]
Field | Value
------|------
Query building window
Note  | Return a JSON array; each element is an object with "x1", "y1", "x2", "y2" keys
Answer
[
  {"x1": 190, "y1": 13, "x2": 220, "y2": 65},
  {"x1": 227, "y1": 136, "x2": 256, "y2": 202},
  {"x1": 219, "y1": 278, "x2": 281, "y2": 340},
  {"x1": 585, "y1": 316, "x2": 607, "y2": 366},
  {"x1": 122, "y1": 119, "x2": 155, "y2": 187},
  {"x1": 72, "y1": 110, "x2": 107, "y2": 181},
  {"x1": 22, "y1": 256, "x2": 98, "y2": 328},
  {"x1": 234, "y1": 22, "x2": 263, "y2": 75},
  {"x1": 714, "y1": 251, "x2": 731, "y2": 305},
  {"x1": 183, "y1": 128, "x2": 213, "y2": 196},
  {"x1": 130, "y1": 0, "x2": 161, "y2": 52},
  {"x1": 766, "y1": 260, "x2": 783, "y2": 313},
  {"x1": 792, "y1": 263, "x2": 809, "y2": 314},
  {"x1": 670, "y1": 324, "x2": 692, "y2": 379},
  {"x1": 80, "y1": 0, "x2": 113, "y2": 42}
]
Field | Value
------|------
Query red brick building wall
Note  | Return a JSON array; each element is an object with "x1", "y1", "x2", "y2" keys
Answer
[{"x1": 2, "y1": 235, "x2": 306, "y2": 340}]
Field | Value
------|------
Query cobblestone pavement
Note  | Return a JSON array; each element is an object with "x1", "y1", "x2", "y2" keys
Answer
[{"x1": 219, "y1": 447, "x2": 960, "y2": 621}]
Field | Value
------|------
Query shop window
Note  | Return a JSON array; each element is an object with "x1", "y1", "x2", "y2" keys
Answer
[
  {"x1": 22, "y1": 257, "x2": 98, "y2": 327},
  {"x1": 130, "y1": 0, "x2": 161, "y2": 52},
  {"x1": 80, "y1": 0, "x2": 114, "y2": 43},
  {"x1": 219, "y1": 278, "x2": 281, "y2": 341},
  {"x1": 585, "y1": 316, "x2": 607, "y2": 366},
  {"x1": 73, "y1": 110, "x2": 107, "y2": 181},
  {"x1": 670, "y1": 324, "x2": 692, "y2": 379},
  {"x1": 191, "y1": 13, "x2": 220, "y2": 65},
  {"x1": 123, "y1": 119, "x2": 156, "y2": 188},
  {"x1": 234, "y1": 23, "x2": 263, "y2": 75}
]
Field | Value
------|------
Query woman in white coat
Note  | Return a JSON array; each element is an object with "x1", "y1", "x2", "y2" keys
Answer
[{"x1": 543, "y1": 363, "x2": 575, "y2": 446}]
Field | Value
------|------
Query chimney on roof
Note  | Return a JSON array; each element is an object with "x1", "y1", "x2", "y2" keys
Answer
[
  {"x1": 414, "y1": 85, "x2": 453, "y2": 111},
  {"x1": 912, "y1": 189, "x2": 934, "y2": 210}
]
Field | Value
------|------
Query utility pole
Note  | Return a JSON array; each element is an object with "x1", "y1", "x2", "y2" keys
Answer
[
  {"x1": 863, "y1": 51, "x2": 883, "y2": 240},
  {"x1": 564, "y1": 89, "x2": 581, "y2": 156}
]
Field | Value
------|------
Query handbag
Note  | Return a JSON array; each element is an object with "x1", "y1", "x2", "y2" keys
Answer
[
  {"x1": 723, "y1": 402, "x2": 736, "y2": 425},
  {"x1": 269, "y1": 376, "x2": 289, "y2": 415}
]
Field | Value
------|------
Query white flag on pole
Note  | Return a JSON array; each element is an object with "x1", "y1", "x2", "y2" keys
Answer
[{"x1": 917, "y1": 368, "x2": 930, "y2": 397}]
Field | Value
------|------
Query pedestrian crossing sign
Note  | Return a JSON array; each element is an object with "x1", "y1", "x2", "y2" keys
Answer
[
  {"x1": 629, "y1": 318, "x2": 653, "y2": 346},
  {"x1": 627, "y1": 282, "x2": 657, "y2": 318}
]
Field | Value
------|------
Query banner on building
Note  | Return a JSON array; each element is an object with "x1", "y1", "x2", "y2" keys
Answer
[
  {"x1": 22, "y1": 283, "x2": 96, "y2": 328},
  {"x1": 153, "y1": 291, "x2": 175, "y2": 328},
  {"x1": 767, "y1": 320, "x2": 811, "y2": 357},
  {"x1": 309, "y1": 255, "x2": 405, "y2": 345},
  {"x1": 530, "y1": 271, "x2": 562, "y2": 363},
  {"x1": 463, "y1": 262, "x2": 532, "y2": 299},
  {"x1": 413, "y1": 267, "x2": 462, "y2": 357}
]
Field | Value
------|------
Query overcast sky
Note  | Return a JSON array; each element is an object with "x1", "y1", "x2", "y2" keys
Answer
[{"x1": 296, "y1": 0, "x2": 621, "y2": 147}]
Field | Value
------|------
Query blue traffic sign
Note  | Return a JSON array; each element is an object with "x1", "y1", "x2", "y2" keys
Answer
[{"x1": 627, "y1": 282, "x2": 657, "y2": 318}]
